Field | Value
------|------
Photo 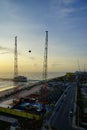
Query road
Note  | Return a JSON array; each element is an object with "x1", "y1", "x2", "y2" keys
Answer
[{"x1": 49, "y1": 82, "x2": 77, "y2": 130}]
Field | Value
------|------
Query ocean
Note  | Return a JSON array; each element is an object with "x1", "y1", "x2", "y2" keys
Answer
[
  {"x1": 0, "y1": 72, "x2": 66, "y2": 92},
  {"x1": 0, "y1": 72, "x2": 66, "y2": 80}
]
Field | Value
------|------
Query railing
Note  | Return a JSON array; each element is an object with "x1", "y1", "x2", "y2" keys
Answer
[{"x1": 0, "y1": 107, "x2": 40, "y2": 120}]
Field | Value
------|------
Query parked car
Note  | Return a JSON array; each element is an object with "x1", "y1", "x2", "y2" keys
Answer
[{"x1": 69, "y1": 110, "x2": 73, "y2": 117}]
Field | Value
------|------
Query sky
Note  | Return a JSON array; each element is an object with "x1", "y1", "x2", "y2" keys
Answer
[{"x1": 0, "y1": 0, "x2": 87, "y2": 75}]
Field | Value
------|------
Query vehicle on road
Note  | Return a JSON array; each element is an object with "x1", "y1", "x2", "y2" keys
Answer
[{"x1": 69, "y1": 110, "x2": 73, "y2": 117}]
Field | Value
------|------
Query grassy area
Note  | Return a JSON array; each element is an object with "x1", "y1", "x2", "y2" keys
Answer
[
  {"x1": 82, "y1": 97, "x2": 87, "y2": 107},
  {"x1": 76, "y1": 85, "x2": 87, "y2": 129}
]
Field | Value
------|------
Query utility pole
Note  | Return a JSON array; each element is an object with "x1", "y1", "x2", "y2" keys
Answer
[
  {"x1": 43, "y1": 31, "x2": 48, "y2": 81},
  {"x1": 84, "y1": 64, "x2": 85, "y2": 72},
  {"x1": 77, "y1": 59, "x2": 80, "y2": 72}
]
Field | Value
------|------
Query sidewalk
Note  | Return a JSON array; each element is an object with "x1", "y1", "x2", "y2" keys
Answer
[
  {"x1": 42, "y1": 121, "x2": 52, "y2": 130},
  {"x1": 72, "y1": 84, "x2": 87, "y2": 130}
]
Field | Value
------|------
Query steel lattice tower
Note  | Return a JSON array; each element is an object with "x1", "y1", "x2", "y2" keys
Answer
[
  {"x1": 14, "y1": 36, "x2": 18, "y2": 78},
  {"x1": 43, "y1": 31, "x2": 48, "y2": 81},
  {"x1": 41, "y1": 31, "x2": 48, "y2": 103},
  {"x1": 13, "y1": 36, "x2": 19, "y2": 101}
]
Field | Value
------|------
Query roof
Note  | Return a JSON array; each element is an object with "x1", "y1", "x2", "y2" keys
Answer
[
  {"x1": 84, "y1": 108, "x2": 87, "y2": 114},
  {"x1": 0, "y1": 115, "x2": 18, "y2": 123},
  {"x1": 0, "y1": 104, "x2": 11, "y2": 108}
]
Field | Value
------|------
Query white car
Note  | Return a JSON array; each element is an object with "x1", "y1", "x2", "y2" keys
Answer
[{"x1": 69, "y1": 110, "x2": 73, "y2": 117}]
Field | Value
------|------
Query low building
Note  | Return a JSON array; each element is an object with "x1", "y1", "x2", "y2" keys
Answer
[{"x1": 13, "y1": 76, "x2": 27, "y2": 82}]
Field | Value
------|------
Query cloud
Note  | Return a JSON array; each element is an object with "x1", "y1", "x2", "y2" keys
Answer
[
  {"x1": 0, "y1": 0, "x2": 18, "y2": 18},
  {"x1": 50, "y1": 0, "x2": 76, "y2": 18},
  {"x1": 0, "y1": 52, "x2": 9, "y2": 54},
  {"x1": 59, "y1": 8, "x2": 75, "y2": 17},
  {"x1": 0, "y1": 46, "x2": 13, "y2": 54},
  {"x1": 51, "y1": 63, "x2": 63, "y2": 67},
  {"x1": 61, "y1": 0, "x2": 74, "y2": 5},
  {"x1": 30, "y1": 57, "x2": 35, "y2": 60},
  {"x1": 33, "y1": 64, "x2": 38, "y2": 67},
  {"x1": 51, "y1": 0, "x2": 75, "y2": 6}
]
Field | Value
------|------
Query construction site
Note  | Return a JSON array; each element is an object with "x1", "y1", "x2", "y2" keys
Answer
[
  {"x1": 0, "y1": 81, "x2": 66, "y2": 130},
  {"x1": 0, "y1": 31, "x2": 66, "y2": 130}
]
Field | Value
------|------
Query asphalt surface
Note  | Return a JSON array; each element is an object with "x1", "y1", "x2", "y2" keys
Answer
[{"x1": 49, "y1": 83, "x2": 77, "y2": 130}]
